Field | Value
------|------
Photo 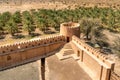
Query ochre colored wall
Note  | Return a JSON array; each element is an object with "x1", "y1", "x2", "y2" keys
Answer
[
  {"x1": 71, "y1": 36, "x2": 115, "y2": 80},
  {"x1": 83, "y1": 51, "x2": 102, "y2": 80},
  {"x1": 0, "y1": 35, "x2": 66, "y2": 70},
  {"x1": 60, "y1": 22, "x2": 80, "y2": 41}
]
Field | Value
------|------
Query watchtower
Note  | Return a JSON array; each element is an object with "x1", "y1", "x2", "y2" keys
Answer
[{"x1": 60, "y1": 22, "x2": 80, "y2": 42}]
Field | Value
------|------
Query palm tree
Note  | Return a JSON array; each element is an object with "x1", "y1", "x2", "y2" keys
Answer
[
  {"x1": 22, "y1": 11, "x2": 35, "y2": 35},
  {"x1": 23, "y1": 20, "x2": 35, "y2": 35},
  {"x1": 80, "y1": 18, "x2": 102, "y2": 40},
  {"x1": 80, "y1": 18, "x2": 93, "y2": 39},
  {"x1": 6, "y1": 19, "x2": 18, "y2": 36},
  {"x1": 0, "y1": 19, "x2": 4, "y2": 36},
  {"x1": 0, "y1": 12, "x2": 11, "y2": 30},
  {"x1": 12, "y1": 11, "x2": 22, "y2": 23},
  {"x1": 37, "y1": 18, "x2": 45, "y2": 31},
  {"x1": 1, "y1": 12, "x2": 11, "y2": 23}
]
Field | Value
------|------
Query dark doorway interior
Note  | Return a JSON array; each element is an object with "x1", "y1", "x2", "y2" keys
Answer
[
  {"x1": 41, "y1": 58, "x2": 45, "y2": 80},
  {"x1": 77, "y1": 51, "x2": 80, "y2": 57},
  {"x1": 67, "y1": 37, "x2": 70, "y2": 42}
]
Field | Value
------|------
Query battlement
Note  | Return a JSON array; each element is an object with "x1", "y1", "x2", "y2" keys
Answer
[
  {"x1": 0, "y1": 34, "x2": 65, "y2": 55},
  {"x1": 71, "y1": 35, "x2": 115, "y2": 80},
  {"x1": 61, "y1": 22, "x2": 80, "y2": 28},
  {"x1": 72, "y1": 35, "x2": 115, "y2": 68},
  {"x1": 72, "y1": 36, "x2": 108, "y2": 62},
  {"x1": 60, "y1": 22, "x2": 80, "y2": 41}
]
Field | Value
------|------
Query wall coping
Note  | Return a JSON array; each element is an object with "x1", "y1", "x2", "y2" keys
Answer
[
  {"x1": 71, "y1": 35, "x2": 115, "y2": 68},
  {"x1": 0, "y1": 34, "x2": 65, "y2": 55}
]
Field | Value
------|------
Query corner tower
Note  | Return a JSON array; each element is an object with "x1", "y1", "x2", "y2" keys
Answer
[{"x1": 60, "y1": 22, "x2": 80, "y2": 42}]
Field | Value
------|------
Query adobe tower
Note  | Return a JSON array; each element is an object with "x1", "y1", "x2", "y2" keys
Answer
[{"x1": 60, "y1": 22, "x2": 80, "y2": 42}]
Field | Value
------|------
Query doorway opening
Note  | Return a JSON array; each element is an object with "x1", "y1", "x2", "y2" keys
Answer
[
  {"x1": 41, "y1": 58, "x2": 45, "y2": 80},
  {"x1": 77, "y1": 51, "x2": 80, "y2": 57},
  {"x1": 67, "y1": 37, "x2": 70, "y2": 42}
]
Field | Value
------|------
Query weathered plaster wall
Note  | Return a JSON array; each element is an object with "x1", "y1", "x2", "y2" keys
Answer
[
  {"x1": 0, "y1": 35, "x2": 66, "y2": 70},
  {"x1": 60, "y1": 22, "x2": 80, "y2": 41},
  {"x1": 71, "y1": 36, "x2": 115, "y2": 80}
]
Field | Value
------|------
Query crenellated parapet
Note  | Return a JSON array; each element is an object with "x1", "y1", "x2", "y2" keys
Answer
[
  {"x1": 0, "y1": 34, "x2": 66, "y2": 70},
  {"x1": 72, "y1": 35, "x2": 115, "y2": 68},
  {"x1": 60, "y1": 22, "x2": 80, "y2": 42},
  {"x1": 0, "y1": 35, "x2": 65, "y2": 55},
  {"x1": 72, "y1": 36, "x2": 108, "y2": 62},
  {"x1": 71, "y1": 35, "x2": 115, "y2": 80}
]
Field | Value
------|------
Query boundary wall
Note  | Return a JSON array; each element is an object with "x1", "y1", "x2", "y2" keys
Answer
[
  {"x1": 0, "y1": 34, "x2": 66, "y2": 70},
  {"x1": 71, "y1": 35, "x2": 115, "y2": 80}
]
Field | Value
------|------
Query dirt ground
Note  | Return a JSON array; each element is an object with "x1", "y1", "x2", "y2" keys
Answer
[
  {"x1": 0, "y1": 53, "x2": 92, "y2": 80},
  {"x1": 102, "y1": 30, "x2": 120, "y2": 75},
  {"x1": 0, "y1": 27, "x2": 59, "y2": 46},
  {"x1": 0, "y1": 61, "x2": 39, "y2": 80},
  {"x1": 46, "y1": 43, "x2": 92, "y2": 80},
  {"x1": 46, "y1": 55, "x2": 92, "y2": 80},
  {"x1": 102, "y1": 30, "x2": 120, "y2": 45},
  {"x1": 0, "y1": 0, "x2": 120, "y2": 13},
  {"x1": 0, "y1": 2, "x2": 76, "y2": 13}
]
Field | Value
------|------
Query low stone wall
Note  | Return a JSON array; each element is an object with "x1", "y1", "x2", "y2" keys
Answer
[
  {"x1": 71, "y1": 35, "x2": 115, "y2": 80},
  {"x1": 0, "y1": 34, "x2": 66, "y2": 70}
]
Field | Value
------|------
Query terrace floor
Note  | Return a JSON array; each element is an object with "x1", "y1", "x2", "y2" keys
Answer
[
  {"x1": 46, "y1": 43, "x2": 92, "y2": 80},
  {"x1": 46, "y1": 54, "x2": 92, "y2": 80}
]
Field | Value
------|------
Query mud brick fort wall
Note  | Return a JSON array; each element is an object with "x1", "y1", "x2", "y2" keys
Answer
[
  {"x1": 71, "y1": 36, "x2": 115, "y2": 80},
  {"x1": 0, "y1": 22, "x2": 120, "y2": 80},
  {"x1": 60, "y1": 22, "x2": 80, "y2": 41},
  {"x1": 0, "y1": 35, "x2": 66, "y2": 70}
]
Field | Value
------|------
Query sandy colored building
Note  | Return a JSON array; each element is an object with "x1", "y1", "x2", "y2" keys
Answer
[{"x1": 0, "y1": 22, "x2": 119, "y2": 80}]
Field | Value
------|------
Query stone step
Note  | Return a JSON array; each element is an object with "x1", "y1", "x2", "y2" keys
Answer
[
  {"x1": 56, "y1": 52, "x2": 71, "y2": 60},
  {"x1": 72, "y1": 54, "x2": 80, "y2": 61}
]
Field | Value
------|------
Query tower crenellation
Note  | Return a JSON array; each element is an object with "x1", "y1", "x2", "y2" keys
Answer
[{"x1": 60, "y1": 22, "x2": 80, "y2": 42}]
